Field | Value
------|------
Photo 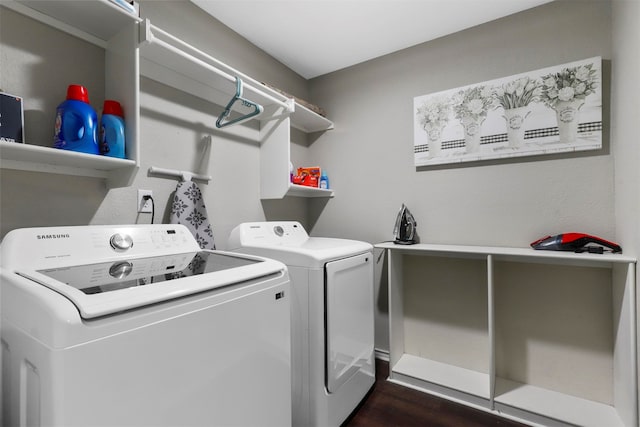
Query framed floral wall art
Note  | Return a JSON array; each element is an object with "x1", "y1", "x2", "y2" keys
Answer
[{"x1": 413, "y1": 57, "x2": 602, "y2": 167}]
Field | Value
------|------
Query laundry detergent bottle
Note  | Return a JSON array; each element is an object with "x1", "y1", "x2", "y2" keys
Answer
[
  {"x1": 100, "y1": 100, "x2": 126, "y2": 158},
  {"x1": 53, "y1": 85, "x2": 99, "y2": 154},
  {"x1": 320, "y1": 170, "x2": 329, "y2": 189}
]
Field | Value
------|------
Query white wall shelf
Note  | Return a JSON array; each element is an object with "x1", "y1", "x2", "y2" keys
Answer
[
  {"x1": 376, "y1": 242, "x2": 637, "y2": 427},
  {"x1": 290, "y1": 102, "x2": 334, "y2": 133},
  {"x1": 286, "y1": 183, "x2": 334, "y2": 198},
  {"x1": 137, "y1": 19, "x2": 334, "y2": 200},
  {"x1": 139, "y1": 20, "x2": 294, "y2": 125},
  {"x1": 259, "y1": 115, "x2": 334, "y2": 199},
  {"x1": 2, "y1": 0, "x2": 141, "y2": 46},
  {"x1": 0, "y1": 142, "x2": 136, "y2": 180},
  {"x1": 0, "y1": 0, "x2": 141, "y2": 188},
  {"x1": 1, "y1": 2, "x2": 333, "y2": 195},
  {"x1": 138, "y1": 20, "x2": 334, "y2": 135}
]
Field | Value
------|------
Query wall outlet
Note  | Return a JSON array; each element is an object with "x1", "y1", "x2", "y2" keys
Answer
[{"x1": 137, "y1": 189, "x2": 153, "y2": 213}]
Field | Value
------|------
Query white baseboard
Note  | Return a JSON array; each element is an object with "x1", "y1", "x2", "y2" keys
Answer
[{"x1": 375, "y1": 348, "x2": 389, "y2": 361}]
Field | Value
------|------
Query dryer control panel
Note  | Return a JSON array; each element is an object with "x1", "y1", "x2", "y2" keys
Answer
[{"x1": 229, "y1": 221, "x2": 309, "y2": 247}]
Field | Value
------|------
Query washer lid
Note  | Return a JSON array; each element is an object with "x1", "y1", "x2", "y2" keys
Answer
[{"x1": 16, "y1": 250, "x2": 285, "y2": 319}]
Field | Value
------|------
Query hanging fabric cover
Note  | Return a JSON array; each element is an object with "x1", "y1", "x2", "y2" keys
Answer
[{"x1": 170, "y1": 180, "x2": 215, "y2": 250}]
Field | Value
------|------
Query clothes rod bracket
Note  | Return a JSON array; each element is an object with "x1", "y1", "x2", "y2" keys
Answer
[{"x1": 148, "y1": 166, "x2": 211, "y2": 183}]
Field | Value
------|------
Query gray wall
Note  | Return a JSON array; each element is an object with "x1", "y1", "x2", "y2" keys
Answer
[
  {"x1": 0, "y1": 1, "x2": 312, "y2": 243},
  {"x1": 611, "y1": 0, "x2": 640, "y2": 403},
  {"x1": 308, "y1": 1, "x2": 614, "y2": 246},
  {"x1": 306, "y1": 0, "x2": 636, "y2": 352},
  {"x1": 1, "y1": 1, "x2": 638, "y2": 358}
]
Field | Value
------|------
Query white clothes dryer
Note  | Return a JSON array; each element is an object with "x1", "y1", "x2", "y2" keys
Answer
[
  {"x1": 1, "y1": 224, "x2": 291, "y2": 427},
  {"x1": 228, "y1": 221, "x2": 375, "y2": 427}
]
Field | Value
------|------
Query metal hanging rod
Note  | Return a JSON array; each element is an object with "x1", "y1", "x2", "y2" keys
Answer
[{"x1": 141, "y1": 20, "x2": 293, "y2": 113}]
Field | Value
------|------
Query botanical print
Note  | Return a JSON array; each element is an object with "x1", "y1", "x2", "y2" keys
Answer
[
  {"x1": 539, "y1": 62, "x2": 599, "y2": 144},
  {"x1": 414, "y1": 57, "x2": 602, "y2": 167},
  {"x1": 415, "y1": 95, "x2": 451, "y2": 158},
  {"x1": 452, "y1": 85, "x2": 495, "y2": 154}
]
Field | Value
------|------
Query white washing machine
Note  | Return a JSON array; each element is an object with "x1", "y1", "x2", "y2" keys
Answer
[
  {"x1": 228, "y1": 221, "x2": 375, "y2": 427},
  {"x1": 0, "y1": 224, "x2": 291, "y2": 427}
]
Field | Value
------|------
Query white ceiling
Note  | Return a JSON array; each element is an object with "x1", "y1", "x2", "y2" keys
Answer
[{"x1": 190, "y1": 0, "x2": 553, "y2": 79}]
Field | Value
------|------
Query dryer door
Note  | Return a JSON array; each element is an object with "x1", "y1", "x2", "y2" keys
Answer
[{"x1": 325, "y1": 252, "x2": 374, "y2": 393}]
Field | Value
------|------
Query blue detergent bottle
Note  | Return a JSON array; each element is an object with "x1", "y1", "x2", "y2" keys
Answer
[
  {"x1": 100, "y1": 100, "x2": 126, "y2": 158},
  {"x1": 53, "y1": 85, "x2": 99, "y2": 155}
]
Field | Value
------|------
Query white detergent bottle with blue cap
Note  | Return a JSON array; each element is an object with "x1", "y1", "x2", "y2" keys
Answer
[
  {"x1": 320, "y1": 170, "x2": 329, "y2": 189},
  {"x1": 53, "y1": 85, "x2": 99, "y2": 155}
]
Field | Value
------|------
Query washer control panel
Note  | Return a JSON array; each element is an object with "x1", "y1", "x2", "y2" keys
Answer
[
  {"x1": 110, "y1": 233, "x2": 134, "y2": 252},
  {"x1": 2, "y1": 224, "x2": 200, "y2": 270}
]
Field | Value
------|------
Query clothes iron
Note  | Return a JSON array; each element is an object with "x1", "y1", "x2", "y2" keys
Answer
[{"x1": 393, "y1": 204, "x2": 418, "y2": 245}]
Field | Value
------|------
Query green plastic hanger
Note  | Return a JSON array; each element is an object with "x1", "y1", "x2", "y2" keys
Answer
[{"x1": 216, "y1": 77, "x2": 264, "y2": 128}]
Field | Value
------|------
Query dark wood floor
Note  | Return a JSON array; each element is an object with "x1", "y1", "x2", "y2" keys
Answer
[{"x1": 343, "y1": 359, "x2": 528, "y2": 427}]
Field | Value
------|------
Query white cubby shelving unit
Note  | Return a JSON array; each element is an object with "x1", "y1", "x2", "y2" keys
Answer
[
  {"x1": 1, "y1": 1, "x2": 333, "y2": 196},
  {"x1": 0, "y1": 0, "x2": 141, "y2": 188},
  {"x1": 376, "y1": 242, "x2": 638, "y2": 427},
  {"x1": 138, "y1": 19, "x2": 334, "y2": 199}
]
